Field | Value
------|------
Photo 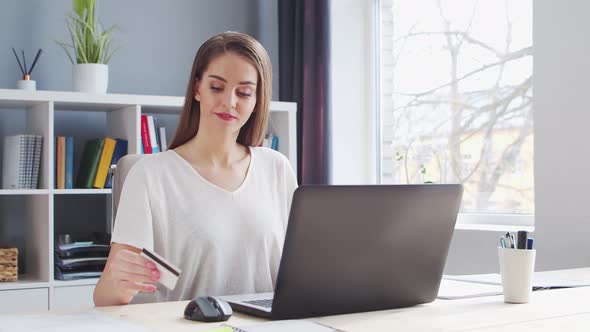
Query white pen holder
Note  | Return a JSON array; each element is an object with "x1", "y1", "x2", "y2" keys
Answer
[
  {"x1": 16, "y1": 79, "x2": 36, "y2": 91},
  {"x1": 498, "y1": 247, "x2": 536, "y2": 303}
]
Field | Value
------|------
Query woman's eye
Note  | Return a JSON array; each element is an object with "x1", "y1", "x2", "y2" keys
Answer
[
  {"x1": 210, "y1": 86, "x2": 222, "y2": 92},
  {"x1": 237, "y1": 91, "x2": 252, "y2": 97}
]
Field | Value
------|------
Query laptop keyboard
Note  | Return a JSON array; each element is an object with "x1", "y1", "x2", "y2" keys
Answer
[{"x1": 244, "y1": 298, "x2": 273, "y2": 308}]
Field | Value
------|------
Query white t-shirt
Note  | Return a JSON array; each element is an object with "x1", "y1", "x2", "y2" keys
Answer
[{"x1": 111, "y1": 147, "x2": 298, "y2": 303}]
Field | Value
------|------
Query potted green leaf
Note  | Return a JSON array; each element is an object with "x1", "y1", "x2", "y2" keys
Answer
[{"x1": 56, "y1": 0, "x2": 119, "y2": 93}]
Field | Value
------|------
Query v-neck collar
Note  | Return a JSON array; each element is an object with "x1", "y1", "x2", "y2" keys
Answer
[{"x1": 168, "y1": 146, "x2": 253, "y2": 195}]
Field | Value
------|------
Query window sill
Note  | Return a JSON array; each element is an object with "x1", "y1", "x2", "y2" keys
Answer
[
  {"x1": 455, "y1": 213, "x2": 534, "y2": 232},
  {"x1": 455, "y1": 223, "x2": 534, "y2": 232}
]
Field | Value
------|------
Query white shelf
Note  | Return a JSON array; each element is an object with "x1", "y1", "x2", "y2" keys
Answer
[
  {"x1": 52, "y1": 278, "x2": 100, "y2": 287},
  {"x1": 0, "y1": 189, "x2": 50, "y2": 195},
  {"x1": 0, "y1": 89, "x2": 294, "y2": 113},
  {"x1": 53, "y1": 189, "x2": 112, "y2": 195},
  {"x1": 0, "y1": 276, "x2": 50, "y2": 291},
  {"x1": 0, "y1": 89, "x2": 182, "y2": 112},
  {"x1": 0, "y1": 89, "x2": 297, "y2": 313},
  {"x1": 0, "y1": 189, "x2": 112, "y2": 195}
]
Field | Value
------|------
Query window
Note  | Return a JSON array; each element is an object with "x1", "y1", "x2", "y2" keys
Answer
[{"x1": 379, "y1": 0, "x2": 533, "y2": 225}]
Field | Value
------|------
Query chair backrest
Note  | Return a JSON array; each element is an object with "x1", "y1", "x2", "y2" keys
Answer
[{"x1": 112, "y1": 154, "x2": 145, "y2": 220}]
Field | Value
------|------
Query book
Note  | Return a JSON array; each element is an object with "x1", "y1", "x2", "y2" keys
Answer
[
  {"x1": 93, "y1": 138, "x2": 117, "y2": 189},
  {"x1": 65, "y1": 136, "x2": 74, "y2": 189},
  {"x1": 271, "y1": 135, "x2": 278, "y2": 151},
  {"x1": 32, "y1": 135, "x2": 43, "y2": 189},
  {"x1": 76, "y1": 139, "x2": 105, "y2": 188},
  {"x1": 56, "y1": 136, "x2": 66, "y2": 189},
  {"x1": 140, "y1": 115, "x2": 152, "y2": 154},
  {"x1": 104, "y1": 139, "x2": 128, "y2": 189},
  {"x1": 2, "y1": 135, "x2": 28, "y2": 189},
  {"x1": 158, "y1": 127, "x2": 167, "y2": 151},
  {"x1": 147, "y1": 115, "x2": 159, "y2": 153}
]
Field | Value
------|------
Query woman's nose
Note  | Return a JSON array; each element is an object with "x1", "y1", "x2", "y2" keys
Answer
[{"x1": 222, "y1": 91, "x2": 237, "y2": 109}]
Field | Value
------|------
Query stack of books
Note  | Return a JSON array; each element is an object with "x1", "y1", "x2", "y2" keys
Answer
[
  {"x1": 140, "y1": 114, "x2": 167, "y2": 154},
  {"x1": 55, "y1": 137, "x2": 127, "y2": 189},
  {"x1": 54, "y1": 233, "x2": 111, "y2": 281},
  {"x1": 2, "y1": 134, "x2": 43, "y2": 189}
]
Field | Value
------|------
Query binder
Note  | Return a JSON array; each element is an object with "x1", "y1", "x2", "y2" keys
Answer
[
  {"x1": 32, "y1": 135, "x2": 43, "y2": 189},
  {"x1": 104, "y1": 139, "x2": 128, "y2": 189},
  {"x1": 2, "y1": 135, "x2": 28, "y2": 189},
  {"x1": 147, "y1": 115, "x2": 159, "y2": 153},
  {"x1": 158, "y1": 127, "x2": 167, "y2": 152},
  {"x1": 93, "y1": 138, "x2": 117, "y2": 189},
  {"x1": 56, "y1": 136, "x2": 66, "y2": 189},
  {"x1": 140, "y1": 115, "x2": 152, "y2": 154},
  {"x1": 65, "y1": 136, "x2": 74, "y2": 189},
  {"x1": 25, "y1": 135, "x2": 35, "y2": 189},
  {"x1": 76, "y1": 139, "x2": 105, "y2": 188}
]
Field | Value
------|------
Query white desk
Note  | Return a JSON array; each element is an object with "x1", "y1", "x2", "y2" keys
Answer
[{"x1": 7, "y1": 268, "x2": 590, "y2": 331}]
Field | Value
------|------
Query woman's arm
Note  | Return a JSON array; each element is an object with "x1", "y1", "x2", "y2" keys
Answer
[{"x1": 93, "y1": 243, "x2": 159, "y2": 306}]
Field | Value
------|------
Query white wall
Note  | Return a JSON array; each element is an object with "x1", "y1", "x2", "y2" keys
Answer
[
  {"x1": 330, "y1": 0, "x2": 377, "y2": 185},
  {"x1": 331, "y1": 0, "x2": 590, "y2": 273},
  {"x1": 533, "y1": 0, "x2": 590, "y2": 270}
]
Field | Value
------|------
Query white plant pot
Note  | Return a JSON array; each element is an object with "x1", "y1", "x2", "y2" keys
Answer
[{"x1": 73, "y1": 64, "x2": 108, "y2": 93}]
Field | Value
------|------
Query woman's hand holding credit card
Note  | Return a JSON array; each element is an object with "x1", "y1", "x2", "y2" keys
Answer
[
  {"x1": 103, "y1": 248, "x2": 161, "y2": 298},
  {"x1": 140, "y1": 248, "x2": 182, "y2": 290}
]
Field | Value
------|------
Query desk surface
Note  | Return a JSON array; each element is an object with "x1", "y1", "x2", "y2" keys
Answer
[
  {"x1": 3, "y1": 268, "x2": 589, "y2": 331},
  {"x1": 93, "y1": 268, "x2": 590, "y2": 332}
]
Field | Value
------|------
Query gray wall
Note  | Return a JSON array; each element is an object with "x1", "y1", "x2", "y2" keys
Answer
[
  {"x1": 2, "y1": 0, "x2": 278, "y2": 96},
  {"x1": 1, "y1": 1, "x2": 32, "y2": 87},
  {"x1": 0, "y1": 0, "x2": 279, "y2": 272}
]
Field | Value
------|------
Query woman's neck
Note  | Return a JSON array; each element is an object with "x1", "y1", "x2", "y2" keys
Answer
[{"x1": 183, "y1": 129, "x2": 246, "y2": 168}]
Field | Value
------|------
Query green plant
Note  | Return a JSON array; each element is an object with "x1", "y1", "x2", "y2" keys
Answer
[{"x1": 56, "y1": 0, "x2": 119, "y2": 64}]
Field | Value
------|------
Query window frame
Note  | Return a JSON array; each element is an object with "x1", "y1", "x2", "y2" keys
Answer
[{"x1": 375, "y1": 0, "x2": 535, "y2": 229}]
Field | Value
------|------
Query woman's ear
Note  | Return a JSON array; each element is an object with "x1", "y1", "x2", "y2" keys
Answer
[{"x1": 194, "y1": 79, "x2": 201, "y2": 102}]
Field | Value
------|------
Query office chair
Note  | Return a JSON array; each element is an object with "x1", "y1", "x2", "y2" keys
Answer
[
  {"x1": 109, "y1": 154, "x2": 159, "y2": 304},
  {"x1": 110, "y1": 154, "x2": 145, "y2": 224}
]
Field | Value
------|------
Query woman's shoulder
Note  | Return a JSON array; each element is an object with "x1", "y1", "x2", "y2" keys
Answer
[
  {"x1": 124, "y1": 151, "x2": 178, "y2": 178},
  {"x1": 250, "y1": 146, "x2": 290, "y2": 166}
]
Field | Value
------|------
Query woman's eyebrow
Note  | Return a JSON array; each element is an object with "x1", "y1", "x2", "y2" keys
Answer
[{"x1": 208, "y1": 74, "x2": 256, "y2": 86}]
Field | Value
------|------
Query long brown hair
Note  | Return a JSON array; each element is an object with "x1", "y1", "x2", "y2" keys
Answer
[{"x1": 168, "y1": 32, "x2": 272, "y2": 150}]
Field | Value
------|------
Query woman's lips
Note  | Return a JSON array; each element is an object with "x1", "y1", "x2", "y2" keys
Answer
[{"x1": 214, "y1": 112, "x2": 237, "y2": 121}]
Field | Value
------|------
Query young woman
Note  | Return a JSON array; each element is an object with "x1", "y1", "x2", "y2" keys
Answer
[{"x1": 94, "y1": 32, "x2": 298, "y2": 306}]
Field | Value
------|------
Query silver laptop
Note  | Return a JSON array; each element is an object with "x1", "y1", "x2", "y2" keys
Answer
[{"x1": 222, "y1": 184, "x2": 463, "y2": 320}]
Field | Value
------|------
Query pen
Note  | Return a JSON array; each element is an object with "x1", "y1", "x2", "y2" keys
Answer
[
  {"x1": 527, "y1": 237, "x2": 534, "y2": 250},
  {"x1": 517, "y1": 231, "x2": 527, "y2": 249},
  {"x1": 509, "y1": 233, "x2": 516, "y2": 248}
]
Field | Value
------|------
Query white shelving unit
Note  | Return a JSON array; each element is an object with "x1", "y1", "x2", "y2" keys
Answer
[{"x1": 0, "y1": 89, "x2": 297, "y2": 313}]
